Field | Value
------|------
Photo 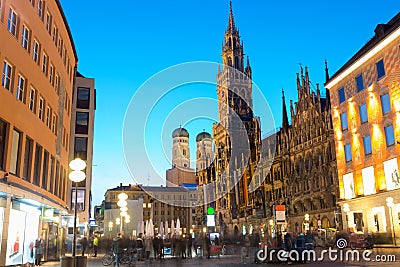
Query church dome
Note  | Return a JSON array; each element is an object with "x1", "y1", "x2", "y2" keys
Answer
[
  {"x1": 172, "y1": 127, "x2": 189, "y2": 138},
  {"x1": 196, "y1": 132, "x2": 212, "y2": 142}
]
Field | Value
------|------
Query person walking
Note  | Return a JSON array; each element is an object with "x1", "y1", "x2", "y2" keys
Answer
[
  {"x1": 240, "y1": 237, "x2": 247, "y2": 265},
  {"x1": 112, "y1": 233, "x2": 123, "y2": 266},
  {"x1": 187, "y1": 235, "x2": 193, "y2": 258},
  {"x1": 251, "y1": 231, "x2": 261, "y2": 263},
  {"x1": 205, "y1": 234, "x2": 211, "y2": 259},
  {"x1": 128, "y1": 236, "x2": 137, "y2": 266},
  {"x1": 34, "y1": 237, "x2": 43, "y2": 267},
  {"x1": 81, "y1": 236, "x2": 88, "y2": 256},
  {"x1": 144, "y1": 237, "x2": 152, "y2": 260},
  {"x1": 136, "y1": 234, "x2": 144, "y2": 261},
  {"x1": 93, "y1": 235, "x2": 99, "y2": 257}
]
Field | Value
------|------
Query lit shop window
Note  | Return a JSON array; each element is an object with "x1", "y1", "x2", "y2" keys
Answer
[
  {"x1": 362, "y1": 166, "x2": 376, "y2": 196},
  {"x1": 343, "y1": 173, "x2": 355, "y2": 199},
  {"x1": 383, "y1": 158, "x2": 400, "y2": 191}
]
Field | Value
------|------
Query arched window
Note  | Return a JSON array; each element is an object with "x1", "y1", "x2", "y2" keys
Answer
[
  {"x1": 234, "y1": 56, "x2": 239, "y2": 69},
  {"x1": 227, "y1": 57, "x2": 232, "y2": 66},
  {"x1": 233, "y1": 37, "x2": 236, "y2": 49},
  {"x1": 183, "y1": 149, "x2": 186, "y2": 156}
]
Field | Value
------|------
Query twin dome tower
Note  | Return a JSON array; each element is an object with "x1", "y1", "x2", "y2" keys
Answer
[{"x1": 166, "y1": 127, "x2": 213, "y2": 186}]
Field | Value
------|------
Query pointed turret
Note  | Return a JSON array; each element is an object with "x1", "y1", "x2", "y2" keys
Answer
[
  {"x1": 290, "y1": 99, "x2": 294, "y2": 118},
  {"x1": 227, "y1": 1, "x2": 237, "y2": 34},
  {"x1": 325, "y1": 60, "x2": 331, "y2": 112},
  {"x1": 305, "y1": 66, "x2": 310, "y2": 94},
  {"x1": 220, "y1": 2, "x2": 244, "y2": 71},
  {"x1": 325, "y1": 59, "x2": 329, "y2": 84},
  {"x1": 296, "y1": 73, "x2": 301, "y2": 99},
  {"x1": 245, "y1": 56, "x2": 252, "y2": 79},
  {"x1": 282, "y1": 89, "x2": 289, "y2": 131}
]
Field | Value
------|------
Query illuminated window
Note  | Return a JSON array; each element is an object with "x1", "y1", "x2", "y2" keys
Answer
[
  {"x1": 384, "y1": 124, "x2": 395, "y2": 146},
  {"x1": 7, "y1": 8, "x2": 17, "y2": 36},
  {"x1": 340, "y1": 112, "x2": 348, "y2": 130},
  {"x1": 363, "y1": 135, "x2": 372, "y2": 155},
  {"x1": 384, "y1": 158, "x2": 400, "y2": 190},
  {"x1": 37, "y1": 0, "x2": 43, "y2": 19},
  {"x1": 49, "y1": 64, "x2": 54, "y2": 85},
  {"x1": 2, "y1": 61, "x2": 12, "y2": 90},
  {"x1": 338, "y1": 87, "x2": 346, "y2": 104},
  {"x1": 376, "y1": 59, "x2": 385, "y2": 79},
  {"x1": 343, "y1": 173, "x2": 355, "y2": 199},
  {"x1": 359, "y1": 104, "x2": 368, "y2": 123},
  {"x1": 381, "y1": 93, "x2": 391, "y2": 114},
  {"x1": 362, "y1": 166, "x2": 376, "y2": 195},
  {"x1": 356, "y1": 74, "x2": 364, "y2": 92},
  {"x1": 38, "y1": 97, "x2": 44, "y2": 121},
  {"x1": 16, "y1": 74, "x2": 25, "y2": 102},
  {"x1": 21, "y1": 25, "x2": 30, "y2": 51},
  {"x1": 10, "y1": 129, "x2": 21, "y2": 175},
  {"x1": 46, "y1": 106, "x2": 51, "y2": 127},
  {"x1": 344, "y1": 143, "x2": 352, "y2": 162},
  {"x1": 29, "y1": 87, "x2": 36, "y2": 112},
  {"x1": 42, "y1": 53, "x2": 48, "y2": 75},
  {"x1": 33, "y1": 40, "x2": 40, "y2": 64},
  {"x1": 52, "y1": 25, "x2": 58, "y2": 44},
  {"x1": 45, "y1": 12, "x2": 52, "y2": 32}
]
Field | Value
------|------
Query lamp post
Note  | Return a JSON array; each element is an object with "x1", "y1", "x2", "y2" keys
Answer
[
  {"x1": 343, "y1": 203, "x2": 350, "y2": 233},
  {"x1": 69, "y1": 158, "x2": 86, "y2": 260},
  {"x1": 117, "y1": 192, "x2": 128, "y2": 234},
  {"x1": 304, "y1": 213, "x2": 310, "y2": 233},
  {"x1": 386, "y1": 197, "x2": 396, "y2": 246}
]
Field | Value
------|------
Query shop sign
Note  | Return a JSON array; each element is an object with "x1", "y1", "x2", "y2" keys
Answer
[{"x1": 275, "y1": 205, "x2": 285, "y2": 223}]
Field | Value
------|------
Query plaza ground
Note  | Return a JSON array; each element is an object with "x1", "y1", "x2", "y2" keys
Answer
[{"x1": 39, "y1": 247, "x2": 400, "y2": 267}]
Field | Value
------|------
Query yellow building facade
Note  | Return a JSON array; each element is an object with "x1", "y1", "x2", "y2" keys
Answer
[{"x1": 326, "y1": 13, "x2": 400, "y2": 244}]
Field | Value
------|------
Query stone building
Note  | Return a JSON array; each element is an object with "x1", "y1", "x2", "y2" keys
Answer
[
  {"x1": 325, "y1": 12, "x2": 400, "y2": 244},
  {"x1": 195, "y1": 2, "x2": 338, "y2": 239},
  {"x1": 262, "y1": 67, "x2": 338, "y2": 236}
]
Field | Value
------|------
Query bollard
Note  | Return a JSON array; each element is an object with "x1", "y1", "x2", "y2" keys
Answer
[{"x1": 60, "y1": 256, "x2": 73, "y2": 267}]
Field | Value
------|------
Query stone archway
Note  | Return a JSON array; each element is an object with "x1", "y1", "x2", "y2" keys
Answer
[{"x1": 234, "y1": 225, "x2": 239, "y2": 239}]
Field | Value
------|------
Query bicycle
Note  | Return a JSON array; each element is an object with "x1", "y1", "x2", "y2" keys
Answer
[
  {"x1": 101, "y1": 249, "x2": 130, "y2": 266},
  {"x1": 88, "y1": 246, "x2": 96, "y2": 257}
]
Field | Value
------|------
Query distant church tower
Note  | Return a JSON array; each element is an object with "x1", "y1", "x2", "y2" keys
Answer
[
  {"x1": 172, "y1": 127, "x2": 190, "y2": 169},
  {"x1": 196, "y1": 132, "x2": 213, "y2": 179},
  {"x1": 166, "y1": 127, "x2": 196, "y2": 187}
]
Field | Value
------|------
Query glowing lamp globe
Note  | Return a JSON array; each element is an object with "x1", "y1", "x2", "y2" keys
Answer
[
  {"x1": 69, "y1": 158, "x2": 86, "y2": 171},
  {"x1": 120, "y1": 207, "x2": 128, "y2": 212},
  {"x1": 120, "y1": 211, "x2": 128, "y2": 217},
  {"x1": 117, "y1": 200, "x2": 127, "y2": 208},
  {"x1": 69, "y1": 170, "x2": 86, "y2": 182},
  {"x1": 118, "y1": 192, "x2": 128, "y2": 200}
]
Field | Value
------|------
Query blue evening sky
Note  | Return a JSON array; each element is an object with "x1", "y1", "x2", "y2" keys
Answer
[{"x1": 59, "y1": 0, "x2": 400, "y2": 206}]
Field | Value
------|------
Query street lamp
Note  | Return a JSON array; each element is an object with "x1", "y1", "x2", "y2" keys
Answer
[
  {"x1": 117, "y1": 192, "x2": 128, "y2": 233},
  {"x1": 386, "y1": 197, "x2": 397, "y2": 246},
  {"x1": 304, "y1": 213, "x2": 310, "y2": 233},
  {"x1": 343, "y1": 203, "x2": 350, "y2": 233},
  {"x1": 69, "y1": 158, "x2": 86, "y2": 259}
]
